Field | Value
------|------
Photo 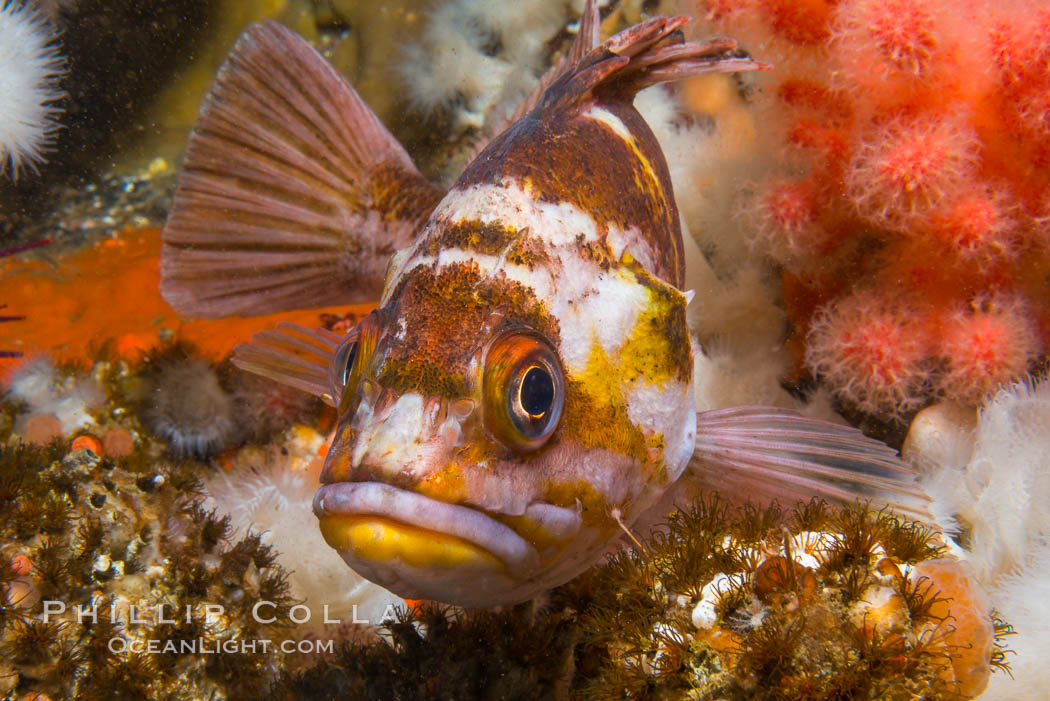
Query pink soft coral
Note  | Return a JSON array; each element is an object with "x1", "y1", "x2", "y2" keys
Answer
[
  {"x1": 926, "y1": 185, "x2": 1021, "y2": 266},
  {"x1": 937, "y1": 294, "x2": 1040, "y2": 402},
  {"x1": 846, "y1": 115, "x2": 979, "y2": 228},
  {"x1": 806, "y1": 291, "x2": 931, "y2": 416},
  {"x1": 690, "y1": 0, "x2": 1050, "y2": 417}
]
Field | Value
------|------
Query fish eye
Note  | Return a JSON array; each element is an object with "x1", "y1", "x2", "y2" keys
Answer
[
  {"x1": 328, "y1": 310, "x2": 386, "y2": 416},
  {"x1": 483, "y1": 331, "x2": 564, "y2": 452},
  {"x1": 331, "y1": 337, "x2": 359, "y2": 392},
  {"x1": 336, "y1": 341, "x2": 358, "y2": 388}
]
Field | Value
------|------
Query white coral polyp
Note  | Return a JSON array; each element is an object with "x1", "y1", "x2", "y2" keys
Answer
[{"x1": 0, "y1": 0, "x2": 65, "y2": 178}]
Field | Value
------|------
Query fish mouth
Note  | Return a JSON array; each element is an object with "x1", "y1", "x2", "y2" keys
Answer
[{"x1": 313, "y1": 482, "x2": 581, "y2": 602}]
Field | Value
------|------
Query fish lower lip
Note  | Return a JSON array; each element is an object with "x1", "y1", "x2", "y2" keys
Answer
[{"x1": 313, "y1": 482, "x2": 541, "y2": 576}]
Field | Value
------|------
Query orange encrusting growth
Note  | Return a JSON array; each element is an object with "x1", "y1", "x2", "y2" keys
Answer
[
  {"x1": 70, "y1": 433, "x2": 103, "y2": 456},
  {"x1": 912, "y1": 558, "x2": 997, "y2": 698},
  {"x1": 0, "y1": 227, "x2": 375, "y2": 380}
]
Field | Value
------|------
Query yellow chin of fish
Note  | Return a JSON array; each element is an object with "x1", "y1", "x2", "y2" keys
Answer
[{"x1": 318, "y1": 514, "x2": 504, "y2": 572}]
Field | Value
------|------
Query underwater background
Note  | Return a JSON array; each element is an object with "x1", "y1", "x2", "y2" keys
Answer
[{"x1": 0, "y1": 0, "x2": 1047, "y2": 698}]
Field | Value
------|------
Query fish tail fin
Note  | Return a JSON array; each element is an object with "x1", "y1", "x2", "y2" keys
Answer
[
  {"x1": 545, "y1": 10, "x2": 768, "y2": 110},
  {"x1": 161, "y1": 21, "x2": 443, "y2": 318},
  {"x1": 689, "y1": 406, "x2": 934, "y2": 523},
  {"x1": 232, "y1": 322, "x2": 342, "y2": 404}
]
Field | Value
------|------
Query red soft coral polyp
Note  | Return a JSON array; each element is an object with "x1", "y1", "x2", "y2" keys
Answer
[
  {"x1": 700, "y1": 0, "x2": 756, "y2": 21},
  {"x1": 852, "y1": 0, "x2": 938, "y2": 75},
  {"x1": 766, "y1": 181, "x2": 816, "y2": 230},
  {"x1": 990, "y1": 8, "x2": 1050, "y2": 140},
  {"x1": 937, "y1": 296, "x2": 1040, "y2": 401},
  {"x1": 786, "y1": 119, "x2": 849, "y2": 161},
  {"x1": 806, "y1": 293, "x2": 930, "y2": 415},
  {"x1": 847, "y1": 117, "x2": 977, "y2": 229},
  {"x1": 760, "y1": 0, "x2": 837, "y2": 44},
  {"x1": 990, "y1": 8, "x2": 1050, "y2": 89},
  {"x1": 928, "y1": 187, "x2": 1018, "y2": 264},
  {"x1": 777, "y1": 79, "x2": 852, "y2": 124},
  {"x1": 1013, "y1": 86, "x2": 1050, "y2": 139},
  {"x1": 830, "y1": 0, "x2": 948, "y2": 99},
  {"x1": 749, "y1": 178, "x2": 829, "y2": 267},
  {"x1": 694, "y1": 0, "x2": 1049, "y2": 415}
]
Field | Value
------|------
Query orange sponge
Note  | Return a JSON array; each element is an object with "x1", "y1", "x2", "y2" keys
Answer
[
  {"x1": 912, "y1": 558, "x2": 996, "y2": 698},
  {"x1": 0, "y1": 227, "x2": 373, "y2": 379}
]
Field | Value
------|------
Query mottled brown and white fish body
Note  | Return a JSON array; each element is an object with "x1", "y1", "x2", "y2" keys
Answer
[{"x1": 160, "y1": 2, "x2": 932, "y2": 606}]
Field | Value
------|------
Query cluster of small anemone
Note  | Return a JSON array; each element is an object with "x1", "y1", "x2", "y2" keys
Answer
[
  {"x1": 576, "y1": 498, "x2": 1010, "y2": 699},
  {"x1": 0, "y1": 343, "x2": 328, "y2": 699},
  {"x1": 270, "y1": 497, "x2": 1011, "y2": 700},
  {"x1": 4, "y1": 340, "x2": 320, "y2": 463},
  {"x1": 0, "y1": 439, "x2": 298, "y2": 699}
]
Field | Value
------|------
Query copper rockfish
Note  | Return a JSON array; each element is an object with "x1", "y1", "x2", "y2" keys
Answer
[{"x1": 160, "y1": 3, "x2": 930, "y2": 606}]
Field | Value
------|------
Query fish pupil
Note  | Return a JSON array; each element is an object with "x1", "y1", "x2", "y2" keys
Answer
[
  {"x1": 519, "y1": 365, "x2": 554, "y2": 418},
  {"x1": 340, "y1": 342, "x2": 358, "y2": 387}
]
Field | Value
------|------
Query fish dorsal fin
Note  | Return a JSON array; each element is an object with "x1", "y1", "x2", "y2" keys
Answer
[
  {"x1": 568, "y1": 0, "x2": 602, "y2": 66},
  {"x1": 232, "y1": 322, "x2": 342, "y2": 405},
  {"x1": 161, "y1": 21, "x2": 443, "y2": 318},
  {"x1": 542, "y1": 12, "x2": 767, "y2": 112},
  {"x1": 690, "y1": 407, "x2": 934, "y2": 523}
]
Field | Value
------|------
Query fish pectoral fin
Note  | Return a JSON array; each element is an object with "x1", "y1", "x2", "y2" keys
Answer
[
  {"x1": 161, "y1": 21, "x2": 443, "y2": 319},
  {"x1": 232, "y1": 322, "x2": 342, "y2": 404},
  {"x1": 689, "y1": 406, "x2": 934, "y2": 523}
]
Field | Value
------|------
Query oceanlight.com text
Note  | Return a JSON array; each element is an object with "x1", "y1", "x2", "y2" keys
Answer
[{"x1": 106, "y1": 637, "x2": 335, "y2": 655}]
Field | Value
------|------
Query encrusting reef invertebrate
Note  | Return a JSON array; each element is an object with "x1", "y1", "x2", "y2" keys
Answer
[
  {"x1": 6, "y1": 356, "x2": 104, "y2": 442},
  {"x1": 136, "y1": 344, "x2": 240, "y2": 459},
  {"x1": 805, "y1": 290, "x2": 931, "y2": 417},
  {"x1": 577, "y1": 498, "x2": 1005, "y2": 699},
  {"x1": 399, "y1": 0, "x2": 581, "y2": 148},
  {"x1": 934, "y1": 294, "x2": 1040, "y2": 404},
  {"x1": 1, "y1": 239, "x2": 49, "y2": 359},
  {"x1": 133, "y1": 343, "x2": 319, "y2": 459},
  {"x1": 903, "y1": 376, "x2": 1050, "y2": 697},
  {"x1": 845, "y1": 115, "x2": 980, "y2": 230}
]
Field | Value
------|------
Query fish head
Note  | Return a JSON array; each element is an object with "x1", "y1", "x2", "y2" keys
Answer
[{"x1": 313, "y1": 247, "x2": 696, "y2": 606}]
